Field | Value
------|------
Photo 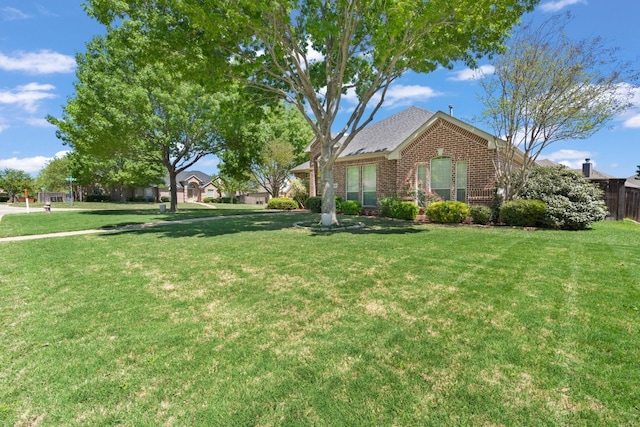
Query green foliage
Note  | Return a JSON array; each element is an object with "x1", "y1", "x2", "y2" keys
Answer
[
  {"x1": 379, "y1": 196, "x2": 419, "y2": 220},
  {"x1": 160, "y1": 196, "x2": 170, "y2": 203},
  {"x1": 85, "y1": 194, "x2": 111, "y2": 202},
  {"x1": 470, "y1": 206, "x2": 492, "y2": 225},
  {"x1": 36, "y1": 155, "x2": 72, "y2": 192},
  {"x1": 0, "y1": 168, "x2": 35, "y2": 200},
  {"x1": 520, "y1": 165, "x2": 608, "y2": 230},
  {"x1": 341, "y1": 200, "x2": 362, "y2": 216},
  {"x1": 426, "y1": 201, "x2": 471, "y2": 224},
  {"x1": 267, "y1": 197, "x2": 298, "y2": 210},
  {"x1": 202, "y1": 197, "x2": 215, "y2": 203},
  {"x1": 305, "y1": 196, "x2": 322, "y2": 213},
  {"x1": 500, "y1": 199, "x2": 546, "y2": 227}
]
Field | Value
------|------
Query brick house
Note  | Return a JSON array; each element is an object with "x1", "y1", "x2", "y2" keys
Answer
[
  {"x1": 158, "y1": 170, "x2": 221, "y2": 203},
  {"x1": 292, "y1": 106, "x2": 502, "y2": 208}
]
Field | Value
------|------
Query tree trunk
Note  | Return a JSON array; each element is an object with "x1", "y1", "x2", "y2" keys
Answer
[
  {"x1": 320, "y1": 159, "x2": 337, "y2": 226},
  {"x1": 168, "y1": 169, "x2": 178, "y2": 212}
]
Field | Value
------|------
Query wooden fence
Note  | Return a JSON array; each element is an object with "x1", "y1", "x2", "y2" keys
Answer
[
  {"x1": 592, "y1": 179, "x2": 640, "y2": 222},
  {"x1": 625, "y1": 187, "x2": 640, "y2": 222}
]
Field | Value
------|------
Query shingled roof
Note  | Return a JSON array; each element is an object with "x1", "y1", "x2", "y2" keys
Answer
[
  {"x1": 340, "y1": 106, "x2": 435, "y2": 157},
  {"x1": 164, "y1": 170, "x2": 213, "y2": 188}
]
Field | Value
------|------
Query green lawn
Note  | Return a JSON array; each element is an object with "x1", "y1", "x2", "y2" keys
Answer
[
  {"x1": 0, "y1": 211, "x2": 638, "y2": 426},
  {"x1": 0, "y1": 202, "x2": 268, "y2": 237}
]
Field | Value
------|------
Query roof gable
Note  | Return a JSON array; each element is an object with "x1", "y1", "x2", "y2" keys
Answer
[{"x1": 340, "y1": 106, "x2": 435, "y2": 157}]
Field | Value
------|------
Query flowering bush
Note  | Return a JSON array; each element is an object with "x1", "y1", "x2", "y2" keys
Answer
[
  {"x1": 402, "y1": 179, "x2": 443, "y2": 208},
  {"x1": 519, "y1": 165, "x2": 607, "y2": 230}
]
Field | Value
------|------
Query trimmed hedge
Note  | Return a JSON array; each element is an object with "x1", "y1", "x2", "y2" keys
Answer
[
  {"x1": 426, "y1": 201, "x2": 470, "y2": 224},
  {"x1": 500, "y1": 199, "x2": 546, "y2": 227},
  {"x1": 267, "y1": 197, "x2": 298, "y2": 210},
  {"x1": 305, "y1": 196, "x2": 322, "y2": 213}
]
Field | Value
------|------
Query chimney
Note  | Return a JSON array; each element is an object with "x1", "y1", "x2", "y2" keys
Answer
[
  {"x1": 582, "y1": 158, "x2": 592, "y2": 178},
  {"x1": 448, "y1": 104, "x2": 454, "y2": 116}
]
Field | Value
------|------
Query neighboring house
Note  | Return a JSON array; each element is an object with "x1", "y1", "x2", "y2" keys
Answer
[
  {"x1": 158, "y1": 170, "x2": 221, "y2": 203},
  {"x1": 293, "y1": 106, "x2": 503, "y2": 208}
]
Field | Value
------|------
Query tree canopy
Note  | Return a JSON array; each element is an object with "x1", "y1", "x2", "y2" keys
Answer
[
  {"x1": 0, "y1": 169, "x2": 34, "y2": 201},
  {"x1": 479, "y1": 13, "x2": 639, "y2": 201}
]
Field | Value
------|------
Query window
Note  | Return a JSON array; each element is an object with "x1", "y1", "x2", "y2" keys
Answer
[
  {"x1": 456, "y1": 161, "x2": 467, "y2": 202},
  {"x1": 430, "y1": 157, "x2": 452, "y2": 200},
  {"x1": 345, "y1": 164, "x2": 377, "y2": 206},
  {"x1": 362, "y1": 165, "x2": 377, "y2": 206},
  {"x1": 207, "y1": 189, "x2": 215, "y2": 198},
  {"x1": 416, "y1": 164, "x2": 427, "y2": 194},
  {"x1": 346, "y1": 166, "x2": 359, "y2": 201}
]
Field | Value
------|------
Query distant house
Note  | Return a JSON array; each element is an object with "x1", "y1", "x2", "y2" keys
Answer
[
  {"x1": 293, "y1": 106, "x2": 504, "y2": 208},
  {"x1": 158, "y1": 170, "x2": 221, "y2": 203}
]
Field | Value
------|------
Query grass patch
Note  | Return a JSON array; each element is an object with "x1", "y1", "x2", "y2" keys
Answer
[{"x1": 0, "y1": 216, "x2": 639, "y2": 425}]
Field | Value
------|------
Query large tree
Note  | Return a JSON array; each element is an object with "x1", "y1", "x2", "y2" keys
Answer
[
  {"x1": 89, "y1": 0, "x2": 539, "y2": 225},
  {"x1": 479, "y1": 13, "x2": 639, "y2": 201},
  {"x1": 48, "y1": 20, "x2": 248, "y2": 212}
]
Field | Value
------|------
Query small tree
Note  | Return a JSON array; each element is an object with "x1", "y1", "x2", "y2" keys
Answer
[
  {"x1": 479, "y1": 13, "x2": 639, "y2": 201},
  {"x1": 0, "y1": 168, "x2": 35, "y2": 202}
]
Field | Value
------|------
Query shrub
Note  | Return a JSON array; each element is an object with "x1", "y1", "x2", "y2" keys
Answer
[
  {"x1": 426, "y1": 201, "x2": 470, "y2": 224},
  {"x1": 341, "y1": 200, "x2": 362, "y2": 215},
  {"x1": 85, "y1": 194, "x2": 110, "y2": 202},
  {"x1": 305, "y1": 196, "x2": 322, "y2": 213},
  {"x1": 470, "y1": 206, "x2": 492, "y2": 225},
  {"x1": 221, "y1": 197, "x2": 238, "y2": 204},
  {"x1": 0, "y1": 196, "x2": 9, "y2": 203},
  {"x1": 500, "y1": 199, "x2": 546, "y2": 227},
  {"x1": 335, "y1": 196, "x2": 344, "y2": 214},
  {"x1": 267, "y1": 197, "x2": 298, "y2": 210},
  {"x1": 202, "y1": 197, "x2": 215, "y2": 203},
  {"x1": 519, "y1": 165, "x2": 608, "y2": 230},
  {"x1": 160, "y1": 196, "x2": 170, "y2": 203},
  {"x1": 394, "y1": 201, "x2": 419, "y2": 220},
  {"x1": 378, "y1": 196, "x2": 419, "y2": 220}
]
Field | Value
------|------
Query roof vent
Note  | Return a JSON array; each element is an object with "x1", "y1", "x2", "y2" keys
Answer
[{"x1": 448, "y1": 104, "x2": 454, "y2": 116}]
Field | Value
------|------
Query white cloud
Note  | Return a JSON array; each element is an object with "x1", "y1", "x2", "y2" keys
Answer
[
  {"x1": 623, "y1": 114, "x2": 640, "y2": 128},
  {"x1": 0, "y1": 50, "x2": 76, "y2": 74},
  {"x1": 539, "y1": 149, "x2": 593, "y2": 169},
  {"x1": 448, "y1": 65, "x2": 495, "y2": 82},
  {"x1": 540, "y1": 0, "x2": 587, "y2": 13},
  {"x1": 25, "y1": 117, "x2": 54, "y2": 128},
  {"x1": 1, "y1": 7, "x2": 30, "y2": 21},
  {"x1": 339, "y1": 84, "x2": 444, "y2": 110},
  {"x1": 0, "y1": 155, "x2": 51, "y2": 173},
  {"x1": 0, "y1": 83, "x2": 56, "y2": 113}
]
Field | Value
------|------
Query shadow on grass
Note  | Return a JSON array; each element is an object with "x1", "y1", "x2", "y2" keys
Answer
[{"x1": 100, "y1": 214, "x2": 428, "y2": 239}]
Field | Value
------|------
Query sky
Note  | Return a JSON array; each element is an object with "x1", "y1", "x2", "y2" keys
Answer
[{"x1": 1, "y1": 0, "x2": 639, "y2": 179}]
